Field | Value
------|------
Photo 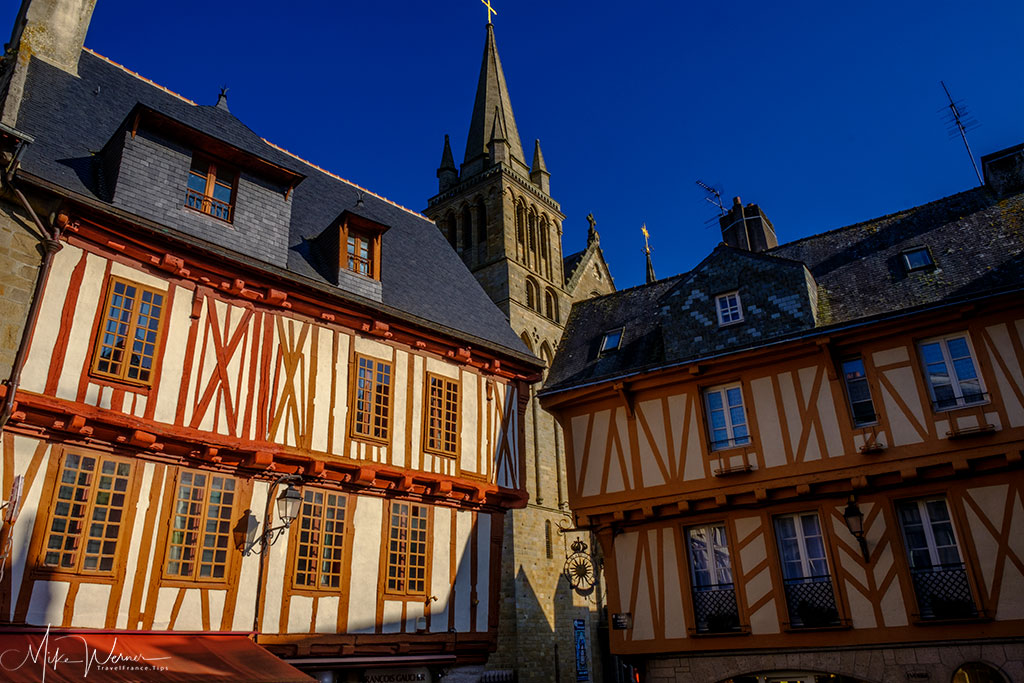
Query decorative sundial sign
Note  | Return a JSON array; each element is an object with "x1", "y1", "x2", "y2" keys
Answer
[{"x1": 563, "y1": 538, "x2": 596, "y2": 591}]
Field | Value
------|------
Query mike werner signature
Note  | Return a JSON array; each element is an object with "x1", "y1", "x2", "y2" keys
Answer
[{"x1": 0, "y1": 625, "x2": 172, "y2": 681}]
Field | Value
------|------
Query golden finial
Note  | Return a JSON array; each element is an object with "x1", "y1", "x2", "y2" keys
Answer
[
  {"x1": 641, "y1": 223, "x2": 651, "y2": 254},
  {"x1": 481, "y1": 0, "x2": 498, "y2": 24}
]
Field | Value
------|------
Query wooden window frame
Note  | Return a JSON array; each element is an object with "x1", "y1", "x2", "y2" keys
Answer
[
  {"x1": 901, "y1": 246, "x2": 934, "y2": 272},
  {"x1": 90, "y1": 276, "x2": 168, "y2": 387},
  {"x1": 381, "y1": 500, "x2": 432, "y2": 599},
  {"x1": 37, "y1": 451, "x2": 137, "y2": 577},
  {"x1": 715, "y1": 291, "x2": 744, "y2": 326},
  {"x1": 423, "y1": 372, "x2": 460, "y2": 458},
  {"x1": 185, "y1": 154, "x2": 238, "y2": 223},
  {"x1": 349, "y1": 355, "x2": 393, "y2": 444},
  {"x1": 703, "y1": 382, "x2": 751, "y2": 451},
  {"x1": 917, "y1": 332, "x2": 988, "y2": 411},
  {"x1": 291, "y1": 487, "x2": 351, "y2": 592},
  {"x1": 599, "y1": 328, "x2": 623, "y2": 355},
  {"x1": 840, "y1": 357, "x2": 878, "y2": 427},
  {"x1": 163, "y1": 469, "x2": 238, "y2": 584},
  {"x1": 339, "y1": 213, "x2": 387, "y2": 281}
]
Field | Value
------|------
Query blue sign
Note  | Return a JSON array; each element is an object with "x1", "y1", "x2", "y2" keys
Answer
[{"x1": 573, "y1": 618, "x2": 589, "y2": 682}]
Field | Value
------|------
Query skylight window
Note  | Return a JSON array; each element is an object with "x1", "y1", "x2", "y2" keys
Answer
[
  {"x1": 716, "y1": 291, "x2": 743, "y2": 326},
  {"x1": 902, "y1": 247, "x2": 934, "y2": 272},
  {"x1": 600, "y1": 329, "x2": 623, "y2": 354}
]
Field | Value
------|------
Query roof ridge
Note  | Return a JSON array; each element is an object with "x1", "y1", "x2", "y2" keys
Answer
[
  {"x1": 82, "y1": 47, "x2": 197, "y2": 106},
  {"x1": 258, "y1": 139, "x2": 429, "y2": 221},
  {"x1": 772, "y1": 186, "x2": 988, "y2": 252}
]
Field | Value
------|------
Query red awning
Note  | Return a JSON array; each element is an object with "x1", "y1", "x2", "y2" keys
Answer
[{"x1": 0, "y1": 630, "x2": 314, "y2": 682}]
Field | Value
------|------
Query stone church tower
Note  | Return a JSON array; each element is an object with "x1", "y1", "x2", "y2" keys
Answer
[{"x1": 425, "y1": 22, "x2": 615, "y2": 683}]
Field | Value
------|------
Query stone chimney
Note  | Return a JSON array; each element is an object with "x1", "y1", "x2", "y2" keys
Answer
[
  {"x1": 981, "y1": 142, "x2": 1024, "y2": 197},
  {"x1": 2, "y1": 0, "x2": 97, "y2": 125},
  {"x1": 719, "y1": 196, "x2": 778, "y2": 253}
]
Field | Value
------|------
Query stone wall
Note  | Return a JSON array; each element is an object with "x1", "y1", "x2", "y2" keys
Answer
[{"x1": 0, "y1": 201, "x2": 43, "y2": 379}]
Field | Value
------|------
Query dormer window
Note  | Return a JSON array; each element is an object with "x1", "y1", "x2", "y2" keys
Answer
[
  {"x1": 902, "y1": 247, "x2": 934, "y2": 272},
  {"x1": 186, "y1": 156, "x2": 237, "y2": 223},
  {"x1": 346, "y1": 229, "x2": 373, "y2": 277},
  {"x1": 716, "y1": 291, "x2": 743, "y2": 326},
  {"x1": 314, "y1": 209, "x2": 389, "y2": 284},
  {"x1": 600, "y1": 328, "x2": 623, "y2": 354}
]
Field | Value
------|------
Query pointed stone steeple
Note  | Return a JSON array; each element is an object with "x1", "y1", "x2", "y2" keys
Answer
[
  {"x1": 437, "y1": 134, "x2": 458, "y2": 192},
  {"x1": 488, "y1": 106, "x2": 510, "y2": 165},
  {"x1": 462, "y1": 24, "x2": 527, "y2": 178},
  {"x1": 530, "y1": 139, "x2": 550, "y2": 194}
]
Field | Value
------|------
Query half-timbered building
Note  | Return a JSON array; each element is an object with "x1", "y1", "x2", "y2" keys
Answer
[
  {"x1": 541, "y1": 146, "x2": 1024, "y2": 683},
  {"x1": 0, "y1": 2, "x2": 542, "y2": 681}
]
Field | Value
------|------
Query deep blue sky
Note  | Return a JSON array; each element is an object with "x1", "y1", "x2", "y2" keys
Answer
[{"x1": 6, "y1": 1, "x2": 1024, "y2": 289}]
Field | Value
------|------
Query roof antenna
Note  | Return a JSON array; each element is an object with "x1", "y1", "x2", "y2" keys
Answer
[
  {"x1": 696, "y1": 180, "x2": 727, "y2": 227},
  {"x1": 940, "y1": 81, "x2": 983, "y2": 186}
]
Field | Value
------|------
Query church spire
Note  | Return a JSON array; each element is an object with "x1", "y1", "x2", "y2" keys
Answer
[
  {"x1": 530, "y1": 139, "x2": 550, "y2": 193},
  {"x1": 642, "y1": 224, "x2": 656, "y2": 284},
  {"x1": 462, "y1": 23, "x2": 527, "y2": 178},
  {"x1": 437, "y1": 134, "x2": 458, "y2": 192}
]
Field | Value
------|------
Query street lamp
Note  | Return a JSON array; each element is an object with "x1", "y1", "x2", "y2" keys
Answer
[
  {"x1": 842, "y1": 496, "x2": 870, "y2": 563},
  {"x1": 236, "y1": 476, "x2": 304, "y2": 556},
  {"x1": 235, "y1": 473, "x2": 304, "y2": 635}
]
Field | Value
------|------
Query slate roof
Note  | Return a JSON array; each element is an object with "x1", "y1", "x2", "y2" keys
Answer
[
  {"x1": 563, "y1": 249, "x2": 585, "y2": 285},
  {"x1": 12, "y1": 50, "x2": 535, "y2": 364},
  {"x1": 545, "y1": 183, "x2": 1024, "y2": 394}
]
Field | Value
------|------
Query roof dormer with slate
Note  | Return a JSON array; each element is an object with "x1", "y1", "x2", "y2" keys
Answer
[
  {"x1": 659, "y1": 245, "x2": 818, "y2": 361},
  {"x1": 100, "y1": 103, "x2": 305, "y2": 270}
]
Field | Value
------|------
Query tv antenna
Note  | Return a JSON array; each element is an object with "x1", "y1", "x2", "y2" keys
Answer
[
  {"x1": 940, "y1": 81, "x2": 983, "y2": 186},
  {"x1": 696, "y1": 180, "x2": 726, "y2": 216}
]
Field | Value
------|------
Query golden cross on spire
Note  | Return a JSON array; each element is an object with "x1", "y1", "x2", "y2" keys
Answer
[
  {"x1": 481, "y1": 0, "x2": 497, "y2": 24},
  {"x1": 641, "y1": 223, "x2": 651, "y2": 254}
]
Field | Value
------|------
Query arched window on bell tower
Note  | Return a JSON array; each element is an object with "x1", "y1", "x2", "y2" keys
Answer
[
  {"x1": 461, "y1": 204, "x2": 473, "y2": 252},
  {"x1": 539, "y1": 217, "x2": 551, "y2": 279},
  {"x1": 525, "y1": 277, "x2": 538, "y2": 311},
  {"x1": 516, "y1": 202, "x2": 526, "y2": 262},
  {"x1": 476, "y1": 197, "x2": 487, "y2": 245},
  {"x1": 527, "y1": 210, "x2": 537, "y2": 269},
  {"x1": 544, "y1": 288, "x2": 558, "y2": 323}
]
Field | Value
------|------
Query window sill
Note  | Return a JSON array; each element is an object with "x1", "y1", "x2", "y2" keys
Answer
[
  {"x1": 425, "y1": 449, "x2": 458, "y2": 460},
  {"x1": 349, "y1": 433, "x2": 391, "y2": 448},
  {"x1": 911, "y1": 612, "x2": 991, "y2": 626},
  {"x1": 88, "y1": 370, "x2": 155, "y2": 393},
  {"x1": 946, "y1": 424, "x2": 997, "y2": 440},
  {"x1": 158, "y1": 577, "x2": 233, "y2": 589},
  {"x1": 713, "y1": 463, "x2": 754, "y2": 477},
  {"x1": 382, "y1": 593, "x2": 431, "y2": 603},
  {"x1": 31, "y1": 568, "x2": 119, "y2": 583},
  {"x1": 932, "y1": 398, "x2": 991, "y2": 414},
  {"x1": 688, "y1": 626, "x2": 750, "y2": 638},
  {"x1": 781, "y1": 620, "x2": 851, "y2": 633}
]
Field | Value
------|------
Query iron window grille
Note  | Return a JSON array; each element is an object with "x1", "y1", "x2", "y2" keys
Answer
[
  {"x1": 897, "y1": 498, "x2": 977, "y2": 620},
  {"x1": 687, "y1": 523, "x2": 740, "y2": 633},
  {"x1": 774, "y1": 513, "x2": 840, "y2": 628}
]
